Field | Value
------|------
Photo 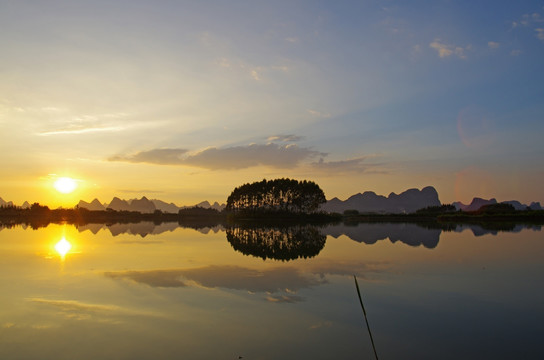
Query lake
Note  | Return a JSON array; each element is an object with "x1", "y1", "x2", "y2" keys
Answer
[{"x1": 0, "y1": 222, "x2": 542, "y2": 359}]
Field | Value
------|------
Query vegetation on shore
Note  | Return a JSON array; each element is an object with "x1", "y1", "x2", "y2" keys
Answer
[
  {"x1": 226, "y1": 178, "x2": 326, "y2": 215},
  {"x1": 1, "y1": 180, "x2": 543, "y2": 229}
]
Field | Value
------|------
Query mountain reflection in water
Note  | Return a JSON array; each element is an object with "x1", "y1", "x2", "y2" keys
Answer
[
  {"x1": 1, "y1": 220, "x2": 541, "y2": 253},
  {"x1": 324, "y1": 223, "x2": 441, "y2": 248},
  {"x1": 0, "y1": 220, "x2": 542, "y2": 359}
]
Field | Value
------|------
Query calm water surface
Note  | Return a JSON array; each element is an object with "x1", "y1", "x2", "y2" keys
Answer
[{"x1": 0, "y1": 222, "x2": 542, "y2": 359}]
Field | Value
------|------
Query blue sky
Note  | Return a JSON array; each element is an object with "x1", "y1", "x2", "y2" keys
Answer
[{"x1": 0, "y1": 0, "x2": 543, "y2": 206}]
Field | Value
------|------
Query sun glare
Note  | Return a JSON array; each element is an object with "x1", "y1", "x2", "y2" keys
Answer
[
  {"x1": 55, "y1": 237, "x2": 72, "y2": 258},
  {"x1": 54, "y1": 177, "x2": 78, "y2": 194}
]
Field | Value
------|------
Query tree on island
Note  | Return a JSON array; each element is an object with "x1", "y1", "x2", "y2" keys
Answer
[{"x1": 226, "y1": 178, "x2": 326, "y2": 215}]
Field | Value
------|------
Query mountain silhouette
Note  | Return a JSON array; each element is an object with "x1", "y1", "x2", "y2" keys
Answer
[
  {"x1": 107, "y1": 197, "x2": 132, "y2": 211},
  {"x1": 321, "y1": 186, "x2": 440, "y2": 214},
  {"x1": 452, "y1": 198, "x2": 542, "y2": 212},
  {"x1": 324, "y1": 223, "x2": 441, "y2": 248},
  {"x1": 129, "y1": 197, "x2": 156, "y2": 213},
  {"x1": 76, "y1": 196, "x2": 226, "y2": 213},
  {"x1": 453, "y1": 197, "x2": 497, "y2": 212},
  {"x1": 77, "y1": 198, "x2": 106, "y2": 211},
  {"x1": 530, "y1": 202, "x2": 543, "y2": 210},
  {"x1": 151, "y1": 199, "x2": 181, "y2": 213},
  {"x1": 0, "y1": 197, "x2": 14, "y2": 207}
]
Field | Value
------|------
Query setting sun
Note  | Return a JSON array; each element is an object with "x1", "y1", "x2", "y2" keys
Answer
[{"x1": 53, "y1": 177, "x2": 78, "y2": 194}]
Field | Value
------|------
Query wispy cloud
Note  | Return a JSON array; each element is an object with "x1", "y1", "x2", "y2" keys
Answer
[
  {"x1": 37, "y1": 112, "x2": 130, "y2": 136},
  {"x1": 267, "y1": 134, "x2": 304, "y2": 142},
  {"x1": 216, "y1": 57, "x2": 231, "y2": 68},
  {"x1": 429, "y1": 39, "x2": 469, "y2": 59},
  {"x1": 39, "y1": 126, "x2": 125, "y2": 136},
  {"x1": 110, "y1": 148, "x2": 189, "y2": 165},
  {"x1": 105, "y1": 265, "x2": 324, "y2": 294},
  {"x1": 510, "y1": 49, "x2": 522, "y2": 56},
  {"x1": 28, "y1": 298, "x2": 161, "y2": 318},
  {"x1": 105, "y1": 270, "x2": 188, "y2": 288},
  {"x1": 536, "y1": 28, "x2": 544, "y2": 41},
  {"x1": 512, "y1": 12, "x2": 544, "y2": 29},
  {"x1": 250, "y1": 69, "x2": 261, "y2": 81},
  {"x1": 110, "y1": 143, "x2": 325, "y2": 170},
  {"x1": 307, "y1": 109, "x2": 331, "y2": 118},
  {"x1": 215, "y1": 55, "x2": 291, "y2": 82},
  {"x1": 310, "y1": 156, "x2": 386, "y2": 174},
  {"x1": 266, "y1": 295, "x2": 305, "y2": 303},
  {"x1": 512, "y1": 12, "x2": 544, "y2": 41},
  {"x1": 487, "y1": 41, "x2": 500, "y2": 49},
  {"x1": 118, "y1": 189, "x2": 165, "y2": 194}
]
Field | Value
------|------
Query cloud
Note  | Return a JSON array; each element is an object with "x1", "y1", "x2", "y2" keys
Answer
[
  {"x1": 266, "y1": 295, "x2": 305, "y2": 303},
  {"x1": 310, "y1": 156, "x2": 386, "y2": 174},
  {"x1": 39, "y1": 126, "x2": 125, "y2": 136},
  {"x1": 105, "y1": 270, "x2": 188, "y2": 287},
  {"x1": 105, "y1": 265, "x2": 324, "y2": 294},
  {"x1": 117, "y1": 189, "x2": 165, "y2": 194},
  {"x1": 487, "y1": 41, "x2": 500, "y2": 49},
  {"x1": 216, "y1": 57, "x2": 231, "y2": 68},
  {"x1": 512, "y1": 12, "x2": 544, "y2": 41},
  {"x1": 536, "y1": 28, "x2": 544, "y2": 41},
  {"x1": 285, "y1": 37, "x2": 298, "y2": 43},
  {"x1": 28, "y1": 298, "x2": 160, "y2": 318},
  {"x1": 429, "y1": 39, "x2": 468, "y2": 59},
  {"x1": 267, "y1": 134, "x2": 304, "y2": 142},
  {"x1": 110, "y1": 148, "x2": 189, "y2": 165},
  {"x1": 110, "y1": 143, "x2": 325, "y2": 170},
  {"x1": 309, "y1": 259, "x2": 391, "y2": 279},
  {"x1": 36, "y1": 112, "x2": 130, "y2": 136},
  {"x1": 307, "y1": 109, "x2": 331, "y2": 118},
  {"x1": 510, "y1": 49, "x2": 522, "y2": 56},
  {"x1": 250, "y1": 69, "x2": 261, "y2": 81}
]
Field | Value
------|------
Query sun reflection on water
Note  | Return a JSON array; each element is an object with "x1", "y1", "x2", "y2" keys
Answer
[{"x1": 54, "y1": 237, "x2": 72, "y2": 260}]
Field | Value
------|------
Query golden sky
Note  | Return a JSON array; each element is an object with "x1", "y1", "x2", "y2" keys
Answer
[{"x1": 1, "y1": 1, "x2": 543, "y2": 208}]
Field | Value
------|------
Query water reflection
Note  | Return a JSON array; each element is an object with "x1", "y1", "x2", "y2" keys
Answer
[
  {"x1": 1, "y1": 220, "x2": 541, "y2": 253},
  {"x1": 226, "y1": 224, "x2": 326, "y2": 261},
  {"x1": 54, "y1": 237, "x2": 72, "y2": 259},
  {"x1": 324, "y1": 223, "x2": 441, "y2": 248},
  {"x1": 0, "y1": 221, "x2": 542, "y2": 359}
]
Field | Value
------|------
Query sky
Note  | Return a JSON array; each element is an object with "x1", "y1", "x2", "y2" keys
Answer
[{"x1": 1, "y1": 0, "x2": 543, "y2": 208}]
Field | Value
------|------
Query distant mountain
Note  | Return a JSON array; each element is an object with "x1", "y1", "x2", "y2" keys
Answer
[
  {"x1": 151, "y1": 199, "x2": 181, "y2": 213},
  {"x1": 453, "y1": 197, "x2": 497, "y2": 212},
  {"x1": 194, "y1": 200, "x2": 226, "y2": 211},
  {"x1": 0, "y1": 197, "x2": 14, "y2": 207},
  {"x1": 530, "y1": 202, "x2": 543, "y2": 210},
  {"x1": 321, "y1": 186, "x2": 441, "y2": 214},
  {"x1": 502, "y1": 200, "x2": 528, "y2": 211},
  {"x1": 210, "y1": 202, "x2": 225, "y2": 211},
  {"x1": 78, "y1": 199, "x2": 106, "y2": 211},
  {"x1": 107, "y1": 197, "x2": 132, "y2": 211},
  {"x1": 129, "y1": 197, "x2": 156, "y2": 213},
  {"x1": 77, "y1": 196, "x2": 226, "y2": 213},
  {"x1": 105, "y1": 197, "x2": 156, "y2": 213},
  {"x1": 453, "y1": 198, "x2": 542, "y2": 212},
  {"x1": 324, "y1": 223, "x2": 440, "y2": 248}
]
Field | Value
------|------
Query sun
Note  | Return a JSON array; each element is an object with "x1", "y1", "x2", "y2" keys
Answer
[{"x1": 53, "y1": 177, "x2": 78, "y2": 194}]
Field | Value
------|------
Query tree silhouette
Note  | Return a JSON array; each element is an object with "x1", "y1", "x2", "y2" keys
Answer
[
  {"x1": 226, "y1": 224, "x2": 326, "y2": 261},
  {"x1": 226, "y1": 178, "x2": 326, "y2": 215}
]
